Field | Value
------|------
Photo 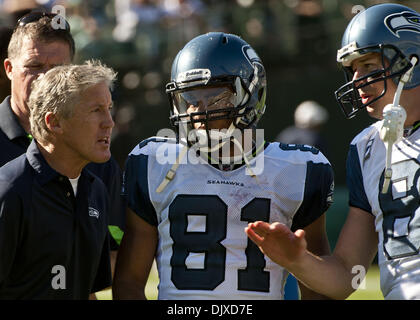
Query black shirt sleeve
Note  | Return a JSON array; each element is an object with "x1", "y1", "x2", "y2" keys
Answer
[
  {"x1": 0, "y1": 185, "x2": 22, "y2": 287},
  {"x1": 90, "y1": 232, "x2": 112, "y2": 293}
]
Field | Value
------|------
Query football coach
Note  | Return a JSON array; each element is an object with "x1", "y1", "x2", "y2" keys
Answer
[
  {"x1": 0, "y1": 60, "x2": 117, "y2": 299},
  {"x1": 0, "y1": 11, "x2": 125, "y2": 275}
]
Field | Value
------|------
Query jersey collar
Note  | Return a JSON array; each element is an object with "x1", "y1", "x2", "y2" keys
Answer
[
  {"x1": 26, "y1": 140, "x2": 96, "y2": 187},
  {"x1": 26, "y1": 139, "x2": 62, "y2": 185},
  {"x1": 208, "y1": 141, "x2": 269, "y2": 171}
]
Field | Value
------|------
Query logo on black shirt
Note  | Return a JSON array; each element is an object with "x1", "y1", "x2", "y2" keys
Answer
[{"x1": 88, "y1": 207, "x2": 100, "y2": 219}]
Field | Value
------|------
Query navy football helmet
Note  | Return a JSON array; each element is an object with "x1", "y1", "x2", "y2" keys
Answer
[
  {"x1": 335, "y1": 3, "x2": 420, "y2": 119},
  {"x1": 166, "y1": 32, "x2": 267, "y2": 148}
]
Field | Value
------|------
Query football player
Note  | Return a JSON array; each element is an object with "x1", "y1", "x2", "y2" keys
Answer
[
  {"x1": 246, "y1": 3, "x2": 420, "y2": 300},
  {"x1": 113, "y1": 32, "x2": 334, "y2": 299}
]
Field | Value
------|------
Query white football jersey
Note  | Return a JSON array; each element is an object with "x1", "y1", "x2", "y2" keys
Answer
[
  {"x1": 347, "y1": 121, "x2": 420, "y2": 299},
  {"x1": 123, "y1": 138, "x2": 333, "y2": 300}
]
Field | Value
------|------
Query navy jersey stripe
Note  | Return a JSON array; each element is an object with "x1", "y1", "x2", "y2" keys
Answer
[
  {"x1": 346, "y1": 144, "x2": 372, "y2": 213},
  {"x1": 124, "y1": 153, "x2": 158, "y2": 226},
  {"x1": 137, "y1": 136, "x2": 173, "y2": 150},
  {"x1": 291, "y1": 161, "x2": 334, "y2": 231}
]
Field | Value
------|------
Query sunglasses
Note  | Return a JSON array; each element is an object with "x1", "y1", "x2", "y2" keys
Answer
[{"x1": 16, "y1": 11, "x2": 71, "y2": 32}]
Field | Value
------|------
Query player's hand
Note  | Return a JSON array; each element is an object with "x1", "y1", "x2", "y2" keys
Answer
[{"x1": 245, "y1": 221, "x2": 307, "y2": 269}]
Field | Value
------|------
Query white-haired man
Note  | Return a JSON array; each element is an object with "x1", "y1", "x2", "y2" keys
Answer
[{"x1": 0, "y1": 61, "x2": 117, "y2": 299}]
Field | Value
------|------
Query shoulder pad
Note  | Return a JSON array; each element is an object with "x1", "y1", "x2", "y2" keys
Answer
[{"x1": 129, "y1": 137, "x2": 177, "y2": 157}]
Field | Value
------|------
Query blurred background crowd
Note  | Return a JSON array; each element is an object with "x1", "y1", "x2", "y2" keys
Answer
[{"x1": 1, "y1": 0, "x2": 418, "y2": 187}]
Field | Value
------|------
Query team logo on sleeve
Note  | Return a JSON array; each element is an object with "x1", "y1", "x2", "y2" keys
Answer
[{"x1": 384, "y1": 11, "x2": 420, "y2": 38}]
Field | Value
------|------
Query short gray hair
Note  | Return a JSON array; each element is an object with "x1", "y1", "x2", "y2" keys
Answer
[
  {"x1": 8, "y1": 16, "x2": 75, "y2": 61},
  {"x1": 29, "y1": 60, "x2": 117, "y2": 143}
]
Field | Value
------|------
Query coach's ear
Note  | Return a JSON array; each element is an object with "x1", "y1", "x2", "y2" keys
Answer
[
  {"x1": 4, "y1": 58, "x2": 13, "y2": 80},
  {"x1": 45, "y1": 112, "x2": 63, "y2": 135}
]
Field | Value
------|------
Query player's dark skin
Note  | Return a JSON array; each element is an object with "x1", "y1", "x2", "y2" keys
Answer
[{"x1": 113, "y1": 86, "x2": 332, "y2": 300}]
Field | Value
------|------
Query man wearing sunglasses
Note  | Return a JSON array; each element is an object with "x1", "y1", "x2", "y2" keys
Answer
[
  {"x1": 0, "y1": 12, "x2": 124, "y2": 298},
  {"x1": 3, "y1": 12, "x2": 74, "y2": 142},
  {"x1": 246, "y1": 3, "x2": 420, "y2": 300}
]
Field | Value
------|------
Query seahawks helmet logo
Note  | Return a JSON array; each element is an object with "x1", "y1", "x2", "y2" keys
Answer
[
  {"x1": 242, "y1": 45, "x2": 261, "y2": 67},
  {"x1": 385, "y1": 11, "x2": 420, "y2": 38}
]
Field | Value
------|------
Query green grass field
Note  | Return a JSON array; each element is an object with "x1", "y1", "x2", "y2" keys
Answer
[
  {"x1": 96, "y1": 262, "x2": 383, "y2": 300},
  {"x1": 347, "y1": 265, "x2": 383, "y2": 300}
]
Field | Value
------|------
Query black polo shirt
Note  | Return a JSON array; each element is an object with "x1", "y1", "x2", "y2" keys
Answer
[
  {"x1": 0, "y1": 140, "x2": 111, "y2": 299},
  {"x1": 0, "y1": 96, "x2": 125, "y2": 247},
  {"x1": 0, "y1": 96, "x2": 31, "y2": 164}
]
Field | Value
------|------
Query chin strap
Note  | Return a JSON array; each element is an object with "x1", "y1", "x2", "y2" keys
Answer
[
  {"x1": 380, "y1": 56, "x2": 418, "y2": 194},
  {"x1": 229, "y1": 137, "x2": 259, "y2": 181},
  {"x1": 156, "y1": 145, "x2": 188, "y2": 193}
]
